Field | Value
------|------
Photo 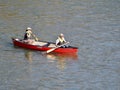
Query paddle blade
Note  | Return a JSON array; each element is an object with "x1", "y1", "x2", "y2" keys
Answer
[{"x1": 46, "y1": 48, "x2": 56, "y2": 53}]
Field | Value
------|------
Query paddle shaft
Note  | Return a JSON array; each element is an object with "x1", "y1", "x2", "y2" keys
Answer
[
  {"x1": 32, "y1": 34, "x2": 39, "y2": 41},
  {"x1": 46, "y1": 42, "x2": 69, "y2": 53}
]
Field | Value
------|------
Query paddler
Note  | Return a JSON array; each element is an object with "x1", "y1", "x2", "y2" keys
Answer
[
  {"x1": 23, "y1": 27, "x2": 38, "y2": 44},
  {"x1": 56, "y1": 33, "x2": 67, "y2": 46}
]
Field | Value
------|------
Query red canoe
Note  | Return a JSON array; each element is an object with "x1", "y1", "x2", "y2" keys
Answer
[{"x1": 12, "y1": 38, "x2": 78, "y2": 53}]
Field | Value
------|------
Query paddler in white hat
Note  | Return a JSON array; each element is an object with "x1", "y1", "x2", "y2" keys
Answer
[
  {"x1": 23, "y1": 27, "x2": 38, "y2": 44},
  {"x1": 24, "y1": 27, "x2": 38, "y2": 41},
  {"x1": 56, "y1": 33, "x2": 66, "y2": 46}
]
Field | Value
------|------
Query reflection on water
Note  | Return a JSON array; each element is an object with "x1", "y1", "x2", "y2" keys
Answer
[
  {"x1": 46, "y1": 52, "x2": 78, "y2": 60},
  {"x1": 46, "y1": 54, "x2": 66, "y2": 70},
  {"x1": 45, "y1": 53, "x2": 78, "y2": 70},
  {"x1": 24, "y1": 50, "x2": 78, "y2": 70},
  {"x1": 24, "y1": 50, "x2": 33, "y2": 63}
]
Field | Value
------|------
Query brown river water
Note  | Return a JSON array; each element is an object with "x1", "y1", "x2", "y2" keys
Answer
[{"x1": 0, "y1": 0, "x2": 120, "y2": 90}]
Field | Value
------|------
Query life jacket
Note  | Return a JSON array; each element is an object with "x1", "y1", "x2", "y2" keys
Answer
[
  {"x1": 24, "y1": 30, "x2": 32, "y2": 40},
  {"x1": 57, "y1": 37, "x2": 66, "y2": 45}
]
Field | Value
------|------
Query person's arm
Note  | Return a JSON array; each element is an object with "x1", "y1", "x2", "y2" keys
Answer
[
  {"x1": 32, "y1": 34, "x2": 38, "y2": 41},
  {"x1": 63, "y1": 37, "x2": 66, "y2": 42},
  {"x1": 31, "y1": 31, "x2": 38, "y2": 41},
  {"x1": 56, "y1": 38, "x2": 59, "y2": 45}
]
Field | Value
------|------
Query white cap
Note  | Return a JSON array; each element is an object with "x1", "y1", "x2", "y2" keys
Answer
[
  {"x1": 60, "y1": 33, "x2": 64, "y2": 36},
  {"x1": 27, "y1": 27, "x2": 32, "y2": 30}
]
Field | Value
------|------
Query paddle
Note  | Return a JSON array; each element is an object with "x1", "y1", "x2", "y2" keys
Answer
[
  {"x1": 45, "y1": 42, "x2": 69, "y2": 54},
  {"x1": 32, "y1": 34, "x2": 39, "y2": 41}
]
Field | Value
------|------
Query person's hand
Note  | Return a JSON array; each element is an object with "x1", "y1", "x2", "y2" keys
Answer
[{"x1": 35, "y1": 37, "x2": 38, "y2": 41}]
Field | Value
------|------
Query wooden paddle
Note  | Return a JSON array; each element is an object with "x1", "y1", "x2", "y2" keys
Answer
[
  {"x1": 45, "y1": 42, "x2": 69, "y2": 54},
  {"x1": 32, "y1": 34, "x2": 39, "y2": 41}
]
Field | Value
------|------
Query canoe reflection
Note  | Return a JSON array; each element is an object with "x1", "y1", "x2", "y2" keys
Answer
[
  {"x1": 45, "y1": 52, "x2": 78, "y2": 60},
  {"x1": 24, "y1": 50, "x2": 33, "y2": 63},
  {"x1": 45, "y1": 53, "x2": 78, "y2": 70},
  {"x1": 24, "y1": 51, "x2": 78, "y2": 70}
]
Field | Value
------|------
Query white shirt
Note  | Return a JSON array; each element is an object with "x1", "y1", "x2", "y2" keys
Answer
[{"x1": 56, "y1": 36, "x2": 66, "y2": 45}]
